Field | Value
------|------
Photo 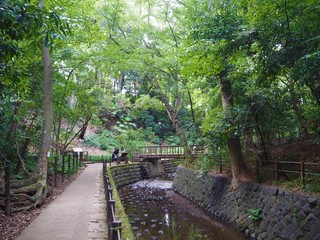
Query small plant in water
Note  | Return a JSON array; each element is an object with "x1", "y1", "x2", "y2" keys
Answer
[
  {"x1": 188, "y1": 225, "x2": 207, "y2": 240},
  {"x1": 248, "y1": 208, "x2": 262, "y2": 221}
]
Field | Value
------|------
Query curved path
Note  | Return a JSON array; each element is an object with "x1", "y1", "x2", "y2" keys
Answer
[{"x1": 16, "y1": 163, "x2": 107, "y2": 240}]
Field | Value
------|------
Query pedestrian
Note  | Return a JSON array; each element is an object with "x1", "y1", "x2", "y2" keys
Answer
[{"x1": 112, "y1": 148, "x2": 119, "y2": 161}]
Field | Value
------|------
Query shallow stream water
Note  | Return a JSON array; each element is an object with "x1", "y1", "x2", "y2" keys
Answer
[{"x1": 118, "y1": 177, "x2": 247, "y2": 240}]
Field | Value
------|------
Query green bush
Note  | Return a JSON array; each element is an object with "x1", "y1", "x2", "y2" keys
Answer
[
  {"x1": 84, "y1": 130, "x2": 117, "y2": 149},
  {"x1": 100, "y1": 143, "x2": 108, "y2": 150}
]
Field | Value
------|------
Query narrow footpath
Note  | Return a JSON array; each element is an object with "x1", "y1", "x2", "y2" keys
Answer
[{"x1": 16, "y1": 163, "x2": 107, "y2": 240}]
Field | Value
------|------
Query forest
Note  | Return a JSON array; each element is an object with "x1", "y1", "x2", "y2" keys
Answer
[{"x1": 1, "y1": 0, "x2": 320, "y2": 211}]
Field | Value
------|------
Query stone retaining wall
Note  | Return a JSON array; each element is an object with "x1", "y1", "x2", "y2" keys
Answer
[
  {"x1": 109, "y1": 163, "x2": 148, "y2": 187},
  {"x1": 172, "y1": 166, "x2": 320, "y2": 240},
  {"x1": 162, "y1": 159, "x2": 182, "y2": 173},
  {"x1": 109, "y1": 159, "x2": 181, "y2": 187}
]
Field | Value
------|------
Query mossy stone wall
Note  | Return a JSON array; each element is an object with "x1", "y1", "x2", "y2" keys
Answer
[{"x1": 172, "y1": 166, "x2": 320, "y2": 240}]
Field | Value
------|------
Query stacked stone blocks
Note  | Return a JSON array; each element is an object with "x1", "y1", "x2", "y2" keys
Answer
[
  {"x1": 172, "y1": 166, "x2": 320, "y2": 240},
  {"x1": 109, "y1": 159, "x2": 181, "y2": 187}
]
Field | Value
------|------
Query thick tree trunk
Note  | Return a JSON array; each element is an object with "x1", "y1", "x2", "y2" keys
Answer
[
  {"x1": 170, "y1": 113, "x2": 190, "y2": 154},
  {"x1": 227, "y1": 137, "x2": 251, "y2": 184},
  {"x1": 37, "y1": 40, "x2": 53, "y2": 172},
  {"x1": 9, "y1": 0, "x2": 55, "y2": 211},
  {"x1": 220, "y1": 73, "x2": 252, "y2": 189},
  {"x1": 6, "y1": 24, "x2": 53, "y2": 212},
  {"x1": 26, "y1": 38, "x2": 53, "y2": 205}
]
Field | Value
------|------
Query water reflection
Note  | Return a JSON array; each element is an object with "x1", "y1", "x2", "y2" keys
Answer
[
  {"x1": 164, "y1": 212, "x2": 170, "y2": 227},
  {"x1": 118, "y1": 179, "x2": 247, "y2": 240}
]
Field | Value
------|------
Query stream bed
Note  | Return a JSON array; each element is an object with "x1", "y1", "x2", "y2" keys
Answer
[{"x1": 118, "y1": 178, "x2": 248, "y2": 240}]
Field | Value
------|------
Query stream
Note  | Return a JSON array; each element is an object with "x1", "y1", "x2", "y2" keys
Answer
[{"x1": 118, "y1": 177, "x2": 248, "y2": 240}]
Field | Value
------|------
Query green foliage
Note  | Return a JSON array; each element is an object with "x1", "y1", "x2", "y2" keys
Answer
[
  {"x1": 85, "y1": 130, "x2": 117, "y2": 150},
  {"x1": 187, "y1": 226, "x2": 208, "y2": 240},
  {"x1": 133, "y1": 95, "x2": 165, "y2": 111},
  {"x1": 11, "y1": 155, "x2": 37, "y2": 180},
  {"x1": 2, "y1": 0, "x2": 320, "y2": 193},
  {"x1": 303, "y1": 103, "x2": 320, "y2": 137},
  {"x1": 195, "y1": 155, "x2": 222, "y2": 173},
  {"x1": 88, "y1": 155, "x2": 110, "y2": 162},
  {"x1": 166, "y1": 135, "x2": 181, "y2": 145},
  {"x1": 248, "y1": 208, "x2": 262, "y2": 221}
]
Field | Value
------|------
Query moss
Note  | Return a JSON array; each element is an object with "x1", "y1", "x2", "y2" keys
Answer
[{"x1": 107, "y1": 166, "x2": 135, "y2": 240}]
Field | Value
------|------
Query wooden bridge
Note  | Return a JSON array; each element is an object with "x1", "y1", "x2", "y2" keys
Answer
[{"x1": 131, "y1": 145, "x2": 205, "y2": 162}]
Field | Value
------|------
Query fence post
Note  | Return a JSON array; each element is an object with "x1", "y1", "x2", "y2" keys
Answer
[
  {"x1": 256, "y1": 158, "x2": 260, "y2": 181},
  {"x1": 109, "y1": 200, "x2": 115, "y2": 220},
  {"x1": 112, "y1": 220, "x2": 122, "y2": 240},
  {"x1": 301, "y1": 161, "x2": 305, "y2": 184},
  {"x1": 68, "y1": 154, "x2": 71, "y2": 177},
  {"x1": 54, "y1": 157, "x2": 58, "y2": 187},
  {"x1": 75, "y1": 154, "x2": 78, "y2": 170},
  {"x1": 72, "y1": 153, "x2": 75, "y2": 171},
  {"x1": 62, "y1": 155, "x2": 65, "y2": 182},
  {"x1": 5, "y1": 161, "x2": 11, "y2": 216},
  {"x1": 108, "y1": 188, "x2": 113, "y2": 200},
  {"x1": 80, "y1": 152, "x2": 83, "y2": 167},
  {"x1": 275, "y1": 159, "x2": 279, "y2": 181},
  {"x1": 108, "y1": 200, "x2": 115, "y2": 240}
]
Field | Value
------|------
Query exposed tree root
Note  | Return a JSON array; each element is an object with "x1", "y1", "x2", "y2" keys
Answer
[
  {"x1": 10, "y1": 175, "x2": 39, "y2": 188},
  {"x1": 0, "y1": 175, "x2": 49, "y2": 212}
]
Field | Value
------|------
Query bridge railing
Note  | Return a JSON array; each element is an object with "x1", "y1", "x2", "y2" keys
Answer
[
  {"x1": 132, "y1": 145, "x2": 206, "y2": 160},
  {"x1": 137, "y1": 145, "x2": 184, "y2": 157}
]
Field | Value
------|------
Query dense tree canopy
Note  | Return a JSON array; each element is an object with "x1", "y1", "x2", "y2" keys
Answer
[{"x1": 1, "y1": 0, "x2": 320, "y2": 205}]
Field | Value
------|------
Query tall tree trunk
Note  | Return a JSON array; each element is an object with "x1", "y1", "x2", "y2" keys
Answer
[
  {"x1": 154, "y1": 79, "x2": 190, "y2": 155},
  {"x1": 119, "y1": 72, "x2": 125, "y2": 92},
  {"x1": 33, "y1": 37, "x2": 53, "y2": 200},
  {"x1": 3, "y1": 0, "x2": 53, "y2": 212},
  {"x1": 220, "y1": 72, "x2": 251, "y2": 189},
  {"x1": 28, "y1": 0, "x2": 53, "y2": 206}
]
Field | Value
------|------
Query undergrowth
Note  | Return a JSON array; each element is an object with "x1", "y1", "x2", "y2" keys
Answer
[{"x1": 274, "y1": 177, "x2": 320, "y2": 194}]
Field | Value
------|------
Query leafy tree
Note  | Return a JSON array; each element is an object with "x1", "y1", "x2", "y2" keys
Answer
[
  {"x1": 178, "y1": 0, "x2": 254, "y2": 186},
  {"x1": 0, "y1": 0, "x2": 73, "y2": 211}
]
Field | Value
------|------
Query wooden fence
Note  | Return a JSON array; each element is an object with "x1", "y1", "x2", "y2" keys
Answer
[
  {"x1": 249, "y1": 158, "x2": 320, "y2": 183},
  {"x1": 4, "y1": 161, "x2": 10, "y2": 216},
  {"x1": 2, "y1": 153, "x2": 83, "y2": 216},
  {"x1": 51, "y1": 153, "x2": 85, "y2": 187}
]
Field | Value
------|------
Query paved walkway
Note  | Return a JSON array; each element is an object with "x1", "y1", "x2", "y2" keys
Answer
[{"x1": 16, "y1": 163, "x2": 107, "y2": 240}]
